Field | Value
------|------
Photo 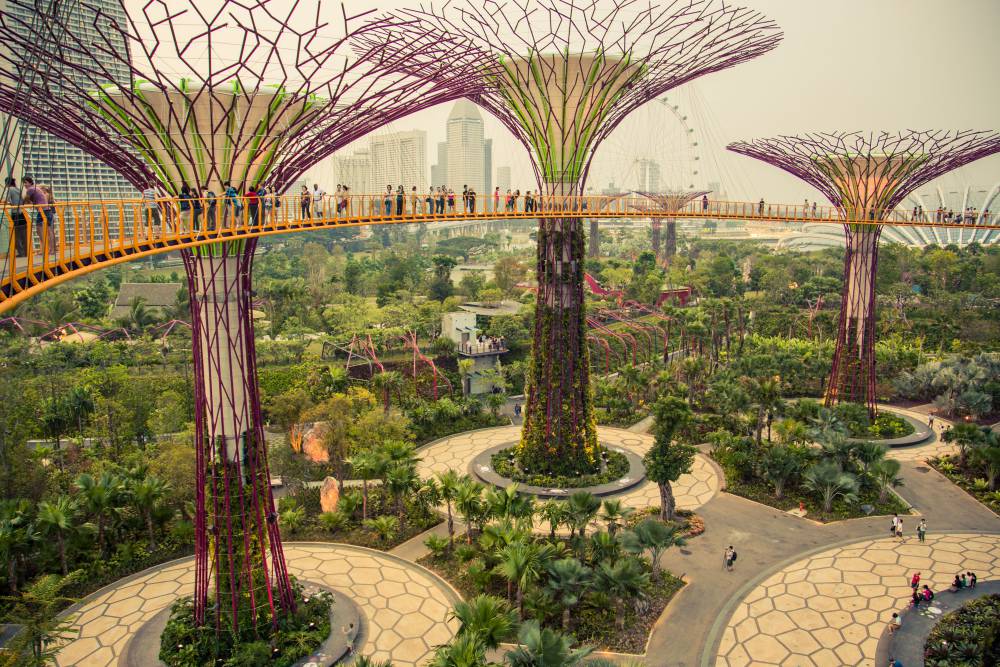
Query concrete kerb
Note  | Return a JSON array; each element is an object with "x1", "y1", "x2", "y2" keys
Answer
[{"x1": 697, "y1": 530, "x2": 1000, "y2": 667}]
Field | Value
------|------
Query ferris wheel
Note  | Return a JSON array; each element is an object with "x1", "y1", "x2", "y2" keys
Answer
[{"x1": 588, "y1": 95, "x2": 702, "y2": 194}]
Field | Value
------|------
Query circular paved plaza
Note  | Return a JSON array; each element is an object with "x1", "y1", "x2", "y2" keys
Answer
[
  {"x1": 417, "y1": 426, "x2": 719, "y2": 527},
  {"x1": 715, "y1": 533, "x2": 1000, "y2": 667},
  {"x1": 56, "y1": 543, "x2": 459, "y2": 667}
]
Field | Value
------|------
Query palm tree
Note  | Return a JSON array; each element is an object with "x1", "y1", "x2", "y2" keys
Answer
[
  {"x1": 371, "y1": 370, "x2": 406, "y2": 416},
  {"x1": 596, "y1": 558, "x2": 650, "y2": 631},
  {"x1": 458, "y1": 359, "x2": 475, "y2": 397},
  {"x1": 353, "y1": 658, "x2": 395, "y2": 667},
  {"x1": 942, "y1": 423, "x2": 985, "y2": 468},
  {"x1": 567, "y1": 491, "x2": 601, "y2": 538},
  {"x1": 36, "y1": 496, "x2": 78, "y2": 575},
  {"x1": 75, "y1": 471, "x2": 123, "y2": 556},
  {"x1": 588, "y1": 531, "x2": 621, "y2": 564},
  {"x1": 598, "y1": 499, "x2": 634, "y2": 536},
  {"x1": 130, "y1": 476, "x2": 170, "y2": 548},
  {"x1": 384, "y1": 463, "x2": 418, "y2": 518},
  {"x1": 455, "y1": 479, "x2": 485, "y2": 543},
  {"x1": 451, "y1": 594, "x2": 517, "y2": 649},
  {"x1": 0, "y1": 572, "x2": 80, "y2": 664},
  {"x1": 855, "y1": 441, "x2": 888, "y2": 477},
  {"x1": 973, "y1": 441, "x2": 1000, "y2": 490},
  {"x1": 485, "y1": 484, "x2": 535, "y2": 526},
  {"x1": 122, "y1": 296, "x2": 159, "y2": 334},
  {"x1": 871, "y1": 459, "x2": 904, "y2": 502},
  {"x1": 801, "y1": 462, "x2": 859, "y2": 514},
  {"x1": 429, "y1": 632, "x2": 488, "y2": 667},
  {"x1": 65, "y1": 386, "x2": 94, "y2": 440},
  {"x1": 494, "y1": 541, "x2": 546, "y2": 617},
  {"x1": 545, "y1": 558, "x2": 592, "y2": 631},
  {"x1": 773, "y1": 418, "x2": 808, "y2": 446},
  {"x1": 761, "y1": 445, "x2": 805, "y2": 499},
  {"x1": 621, "y1": 519, "x2": 686, "y2": 580},
  {"x1": 747, "y1": 376, "x2": 783, "y2": 443},
  {"x1": 348, "y1": 450, "x2": 382, "y2": 521},
  {"x1": 363, "y1": 515, "x2": 399, "y2": 544},
  {"x1": 538, "y1": 500, "x2": 568, "y2": 540},
  {"x1": 0, "y1": 500, "x2": 34, "y2": 594},
  {"x1": 436, "y1": 469, "x2": 462, "y2": 546},
  {"x1": 504, "y1": 620, "x2": 593, "y2": 667}
]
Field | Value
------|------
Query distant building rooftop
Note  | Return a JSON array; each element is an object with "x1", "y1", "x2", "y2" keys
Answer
[
  {"x1": 110, "y1": 282, "x2": 182, "y2": 319},
  {"x1": 458, "y1": 300, "x2": 523, "y2": 316}
]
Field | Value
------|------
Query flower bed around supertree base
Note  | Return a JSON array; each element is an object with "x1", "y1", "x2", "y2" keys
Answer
[
  {"x1": 491, "y1": 447, "x2": 629, "y2": 489},
  {"x1": 159, "y1": 579, "x2": 332, "y2": 667},
  {"x1": 924, "y1": 594, "x2": 1000, "y2": 666}
]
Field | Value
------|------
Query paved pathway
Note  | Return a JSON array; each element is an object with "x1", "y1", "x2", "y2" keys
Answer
[
  {"x1": 416, "y1": 426, "x2": 720, "y2": 534},
  {"x1": 881, "y1": 404, "x2": 956, "y2": 462},
  {"x1": 56, "y1": 543, "x2": 459, "y2": 667},
  {"x1": 715, "y1": 534, "x2": 1000, "y2": 667}
]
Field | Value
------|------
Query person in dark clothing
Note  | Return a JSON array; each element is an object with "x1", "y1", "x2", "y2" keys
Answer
[
  {"x1": 246, "y1": 186, "x2": 260, "y2": 226},
  {"x1": 395, "y1": 185, "x2": 404, "y2": 216},
  {"x1": 5, "y1": 177, "x2": 28, "y2": 256}
]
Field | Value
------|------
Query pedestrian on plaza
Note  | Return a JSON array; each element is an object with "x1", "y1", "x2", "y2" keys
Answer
[
  {"x1": 724, "y1": 546, "x2": 737, "y2": 571},
  {"x1": 890, "y1": 659, "x2": 903, "y2": 667},
  {"x1": 887, "y1": 612, "x2": 901, "y2": 635},
  {"x1": 917, "y1": 519, "x2": 926, "y2": 543},
  {"x1": 514, "y1": 403, "x2": 521, "y2": 417},
  {"x1": 969, "y1": 572, "x2": 977, "y2": 589},
  {"x1": 395, "y1": 185, "x2": 404, "y2": 216},
  {"x1": 961, "y1": 573, "x2": 968, "y2": 588},
  {"x1": 300, "y1": 185, "x2": 311, "y2": 220},
  {"x1": 928, "y1": 415, "x2": 934, "y2": 429},
  {"x1": 891, "y1": 513, "x2": 899, "y2": 538},
  {"x1": 896, "y1": 518, "x2": 904, "y2": 542},
  {"x1": 910, "y1": 572, "x2": 920, "y2": 591},
  {"x1": 921, "y1": 585, "x2": 934, "y2": 603}
]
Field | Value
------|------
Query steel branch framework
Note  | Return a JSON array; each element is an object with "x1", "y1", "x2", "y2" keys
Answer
[
  {"x1": 364, "y1": 0, "x2": 781, "y2": 476},
  {"x1": 728, "y1": 131, "x2": 1000, "y2": 415},
  {"x1": 0, "y1": 0, "x2": 483, "y2": 639},
  {"x1": 637, "y1": 190, "x2": 711, "y2": 259}
]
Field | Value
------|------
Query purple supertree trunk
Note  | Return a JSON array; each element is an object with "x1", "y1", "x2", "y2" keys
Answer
[
  {"x1": 826, "y1": 225, "x2": 881, "y2": 416},
  {"x1": 185, "y1": 240, "x2": 294, "y2": 634},
  {"x1": 589, "y1": 218, "x2": 600, "y2": 259},
  {"x1": 651, "y1": 219, "x2": 662, "y2": 258}
]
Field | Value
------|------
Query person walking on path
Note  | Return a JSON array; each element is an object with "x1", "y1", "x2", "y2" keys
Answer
[
  {"x1": 910, "y1": 572, "x2": 921, "y2": 591},
  {"x1": 724, "y1": 546, "x2": 737, "y2": 571},
  {"x1": 896, "y1": 518, "x2": 905, "y2": 542},
  {"x1": 917, "y1": 519, "x2": 927, "y2": 543},
  {"x1": 891, "y1": 513, "x2": 900, "y2": 538}
]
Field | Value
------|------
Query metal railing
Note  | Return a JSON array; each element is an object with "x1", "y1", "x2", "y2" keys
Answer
[{"x1": 1, "y1": 192, "x2": 997, "y2": 313}]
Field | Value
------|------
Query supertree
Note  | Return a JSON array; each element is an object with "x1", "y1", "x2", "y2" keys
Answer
[
  {"x1": 0, "y1": 0, "x2": 479, "y2": 641},
  {"x1": 638, "y1": 190, "x2": 711, "y2": 259},
  {"x1": 364, "y1": 0, "x2": 781, "y2": 476},
  {"x1": 729, "y1": 131, "x2": 1000, "y2": 416}
]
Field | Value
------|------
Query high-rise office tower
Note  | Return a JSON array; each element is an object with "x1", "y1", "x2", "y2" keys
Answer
[
  {"x1": 483, "y1": 138, "x2": 492, "y2": 198},
  {"x1": 334, "y1": 150, "x2": 372, "y2": 194},
  {"x1": 430, "y1": 141, "x2": 448, "y2": 188},
  {"x1": 0, "y1": 0, "x2": 135, "y2": 202},
  {"x1": 370, "y1": 130, "x2": 427, "y2": 192},
  {"x1": 496, "y1": 166, "x2": 511, "y2": 192},
  {"x1": 636, "y1": 158, "x2": 661, "y2": 193},
  {"x1": 446, "y1": 100, "x2": 485, "y2": 195}
]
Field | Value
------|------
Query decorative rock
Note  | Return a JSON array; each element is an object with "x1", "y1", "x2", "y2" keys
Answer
[
  {"x1": 297, "y1": 422, "x2": 331, "y2": 463},
  {"x1": 320, "y1": 477, "x2": 340, "y2": 513}
]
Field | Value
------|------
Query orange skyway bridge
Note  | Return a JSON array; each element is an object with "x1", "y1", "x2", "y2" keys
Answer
[{"x1": 1, "y1": 192, "x2": 995, "y2": 313}]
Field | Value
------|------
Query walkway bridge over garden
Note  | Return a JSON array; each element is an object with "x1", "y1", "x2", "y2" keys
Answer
[{"x1": 2, "y1": 192, "x2": 995, "y2": 313}]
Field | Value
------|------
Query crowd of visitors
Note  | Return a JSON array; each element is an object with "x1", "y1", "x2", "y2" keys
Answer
[
  {"x1": 4, "y1": 176, "x2": 57, "y2": 255},
  {"x1": 911, "y1": 205, "x2": 991, "y2": 224}
]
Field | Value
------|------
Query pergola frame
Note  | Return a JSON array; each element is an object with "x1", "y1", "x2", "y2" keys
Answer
[{"x1": 729, "y1": 131, "x2": 1000, "y2": 416}]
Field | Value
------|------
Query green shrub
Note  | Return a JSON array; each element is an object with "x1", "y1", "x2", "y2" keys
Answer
[
  {"x1": 318, "y1": 511, "x2": 349, "y2": 533},
  {"x1": 491, "y1": 448, "x2": 629, "y2": 489},
  {"x1": 869, "y1": 413, "x2": 914, "y2": 439},
  {"x1": 925, "y1": 594, "x2": 1000, "y2": 666},
  {"x1": 424, "y1": 534, "x2": 449, "y2": 556}
]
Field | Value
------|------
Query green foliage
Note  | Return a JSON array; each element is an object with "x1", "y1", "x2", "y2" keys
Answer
[
  {"x1": 801, "y1": 462, "x2": 859, "y2": 513},
  {"x1": 924, "y1": 594, "x2": 1000, "y2": 666},
  {"x1": 491, "y1": 448, "x2": 629, "y2": 490}
]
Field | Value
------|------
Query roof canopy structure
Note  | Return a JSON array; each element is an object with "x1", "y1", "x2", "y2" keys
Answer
[
  {"x1": 728, "y1": 131, "x2": 1000, "y2": 220},
  {"x1": 0, "y1": 0, "x2": 481, "y2": 193},
  {"x1": 363, "y1": 0, "x2": 782, "y2": 191}
]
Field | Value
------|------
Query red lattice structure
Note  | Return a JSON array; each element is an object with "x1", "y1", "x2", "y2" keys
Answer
[{"x1": 729, "y1": 131, "x2": 1000, "y2": 416}]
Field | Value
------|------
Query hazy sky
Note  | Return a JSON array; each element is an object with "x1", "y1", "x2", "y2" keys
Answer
[{"x1": 307, "y1": 0, "x2": 1000, "y2": 203}]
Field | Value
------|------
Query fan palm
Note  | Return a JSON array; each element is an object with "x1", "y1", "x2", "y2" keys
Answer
[
  {"x1": 621, "y1": 519, "x2": 686, "y2": 579},
  {"x1": 588, "y1": 531, "x2": 621, "y2": 564},
  {"x1": 598, "y1": 499, "x2": 634, "y2": 536},
  {"x1": 130, "y1": 476, "x2": 170, "y2": 549},
  {"x1": 494, "y1": 541, "x2": 546, "y2": 617},
  {"x1": 537, "y1": 500, "x2": 568, "y2": 540},
  {"x1": 36, "y1": 496, "x2": 78, "y2": 575},
  {"x1": 871, "y1": 459, "x2": 904, "y2": 502},
  {"x1": 504, "y1": 620, "x2": 593, "y2": 667},
  {"x1": 455, "y1": 479, "x2": 485, "y2": 543},
  {"x1": 75, "y1": 471, "x2": 124, "y2": 556},
  {"x1": 451, "y1": 594, "x2": 517, "y2": 649},
  {"x1": 567, "y1": 491, "x2": 601, "y2": 538},
  {"x1": 801, "y1": 461, "x2": 859, "y2": 514},
  {"x1": 596, "y1": 558, "x2": 650, "y2": 630},
  {"x1": 436, "y1": 469, "x2": 462, "y2": 545},
  {"x1": 348, "y1": 450, "x2": 383, "y2": 521},
  {"x1": 363, "y1": 515, "x2": 399, "y2": 544},
  {"x1": 545, "y1": 558, "x2": 592, "y2": 631}
]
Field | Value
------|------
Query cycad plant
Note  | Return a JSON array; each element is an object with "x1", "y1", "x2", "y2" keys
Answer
[
  {"x1": 801, "y1": 461, "x2": 859, "y2": 514},
  {"x1": 871, "y1": 459, "x2": 904, "y2": 502},
  {"x1": 598, "y1": 499, "x2": 634, "y2": 536},
  {"x1": 566, "y1": 492, "x2": 601, "y2": 538},
  {"x1": 621, "y1": 519, "x2": 686, "y2": 580},
  {"x1": 545, "y1": 558, "x2": 592, "y2": 631},
  {"x1": 504, "y1": 620, "x2": 593, "y2": 667}
]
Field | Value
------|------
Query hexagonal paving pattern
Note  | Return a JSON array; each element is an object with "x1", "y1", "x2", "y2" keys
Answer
[
  {"x1": 880, "y1": 406, "x2": 956, "y2": 463},
  {"x1": 416, "y1": 426, "x2": 720, "y2": 532},
  {"x1": 715, "y1": 533, "x2": 1000, "y2": 666},
  {"x1": 55, "y1": 543, "x2": 459, "y2": 667}
]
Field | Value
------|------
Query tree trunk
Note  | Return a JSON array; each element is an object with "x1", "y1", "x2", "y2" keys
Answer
[
  {"x1": 97, "y1": 518, "x2": 105, "y2": 556},
  {"x1": 651, "y1": 219, "x2": 661, "y2": 258},
  {"x1": 445, "y1": 501, "x2": 453, "y2": 545},
  {"x1": 588, "y1": 218, "x2": 599, "y2": 258},
  {"x1": 362, "y1": 480, "x2": 369, "y2": 521},
  {"x1": 519, "y1": 196, "x2": 599, "y2": 477},
  {"x1": 774, "y1": 480, "x2": 784, "y2": 500},
  {"x1": 562, "y1": 607, "x2": 571, "y2": 632},
  {"x1": 659, "y1": 482, "x2": 676, "y2": 521},
  {"x1": 664, "y1": 220, "x2": 677, "y2": 259},
  {"x1": 147, "y1": 511, "x2": 156, "y2": 549},
  {"x1": 57, "y1": 532, "x2": 67, "y2": 575},
  {"x1": 7, "y1": 557, "x2": 17, "y2": 594},
  {"x1": 826, "y1": 225, "x2": 881, "y2": 418}
]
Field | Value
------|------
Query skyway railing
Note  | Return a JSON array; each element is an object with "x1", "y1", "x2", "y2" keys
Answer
[{"x1": 1, "y1": 193, "x2": 997, "y2": 313}]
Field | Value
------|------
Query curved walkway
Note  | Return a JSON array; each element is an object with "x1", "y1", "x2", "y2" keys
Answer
[
  {"x1": 416, "y1": 426, "x2": 719, "y2": 532},
  {"x1": 55, "y1": 543, "x2": 459, "y2": 667},
  {"x1": 715, "y1": 533, "x2": 1000, "y2": 666}
]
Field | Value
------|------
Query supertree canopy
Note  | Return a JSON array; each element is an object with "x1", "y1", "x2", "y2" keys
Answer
[
  {"x1": 0, "y1": 0, "x2": 481, "y2": 642},
  {"x1": 729, "y1": 130, "x2": 1000, "y2": 415},
  {"x1": 364, "y1": 0, "x2": 781, "y2": 477},
  {"x1": 638, "y1": 190, "x2": 711, "y2": 259}
]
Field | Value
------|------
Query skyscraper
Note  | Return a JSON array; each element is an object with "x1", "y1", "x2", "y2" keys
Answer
[
  {"x1": 445, "y1": 100, "x2": 485, "y2": 195},
  {"x1": 334, "y1": 150, "x2": 372, "y2": 194},
  {"x1": 483, "y1": 138, "x2": 493, "y2": 198},
  {"x1": 0, "y1": 0, "x2": 135, "y2": 202},
  {"x1": 636, "y1": 158, "x2": 661, "y2": 193},
  {"x1": 430, "y1": 142, "x2": 448, "y2": 189},
  {"x1": 496, "y1": 166, "x2": 511, "y2": 192},
  {"x1": 370, "y1": 130, "x2": 427, "y2": 192}
]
